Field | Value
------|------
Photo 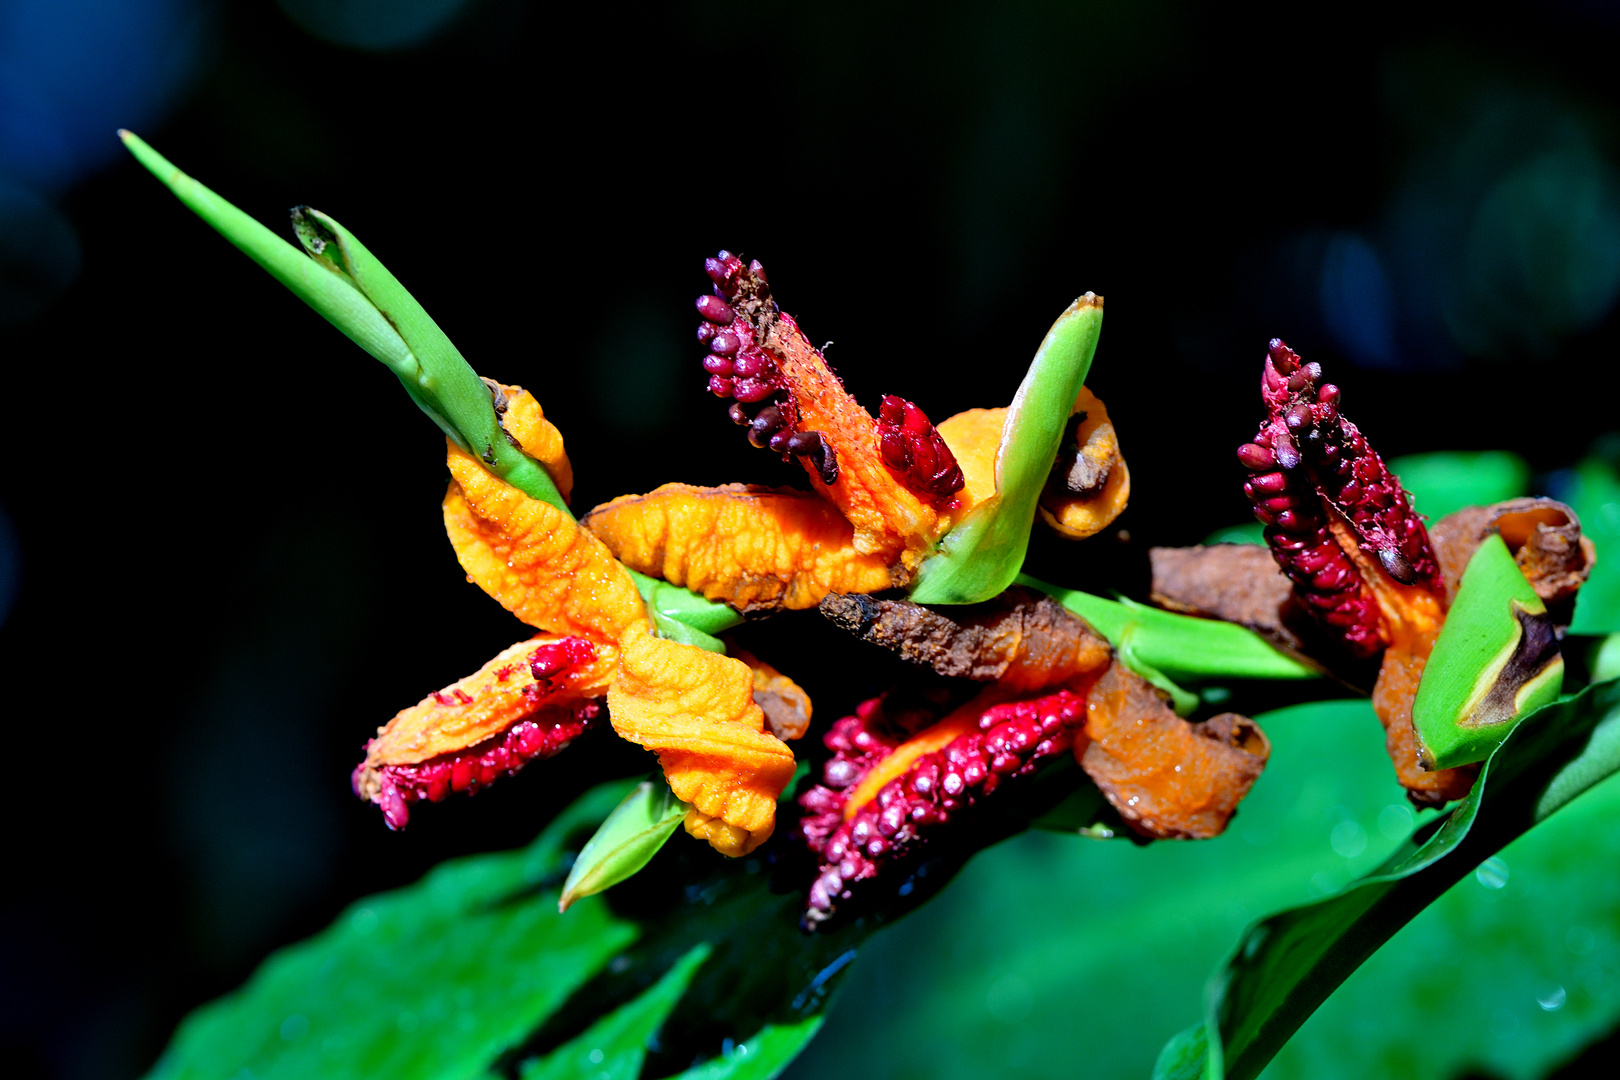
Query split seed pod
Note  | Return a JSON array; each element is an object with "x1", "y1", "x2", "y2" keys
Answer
[{"x1": 1411, "y1": 534, "x2": 1564, "y2": 770}]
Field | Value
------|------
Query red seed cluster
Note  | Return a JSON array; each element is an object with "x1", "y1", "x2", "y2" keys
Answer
[
  {"x1": 877, "y1": 395, "x2": 965, "y2": 504},
  {"x1": 1237, "y1": 339, "x2": 1441, "y2": 658},
  {"x1": 356, "y1": 636, "x2": 606, "y2": 830},
  {"x1": 695, "y1": 251, "x2": 839, "y2": 484},
  {"x1": 799, "y1": 689, "x2": 1086, "y2": 928}
]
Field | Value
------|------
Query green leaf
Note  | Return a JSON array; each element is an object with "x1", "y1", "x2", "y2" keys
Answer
[
  {"x1": 123, "y1": 133, "x2": 746, "y2": 646},
  {"x1": 1412, "y1": 533, "x2": 1563, "y2": 770},
  {"x1": 560, "y1": 778, "x2": 690, "y2": 912},
  {"x1": 910, "y1": 297, "x2": 1103, "y2": 604},
  {"x1": 1119, "y1": 624, "x2": 1200, "y2": 715},
  {"x1": 1152, "y1": 1023, "x2": 1212, "y2": 1080},
  {"x1": 656, "y1": 1016, "x2": 825, "y2": 1080},
  {"x1": 144, "y1": 782, "x2": 640, "y2": 1080},
  {"x1": 1017, "y1": 574, "x2": 1318, "y2": 682},
  {"x1": 628, "y1": 569, "x2": 742, "y2": 653},
  {"x1": 1388, "y1": 450, "x2": 1531, "y2": 520},
  {"x1": 1185, "y1": 676, "x2": 1620, "y2": 1080},
  {"x1": 1204, "y1": 522, "x2": 1266, "y2": 545},
  {"x1": 521, "y1": 944, "x2": 711, "y2": 1080},
  {"x1": 1564, "y1": 455, "x2": 1620, "y2": 635}
]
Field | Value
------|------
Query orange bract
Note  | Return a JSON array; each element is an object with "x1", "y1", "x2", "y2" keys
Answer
[
  {"x1": 607, "y1": 624, "x2": 798, "y2": 857},
  {"x1": 1039, "y1": 388, "x2": 1131, "y2": 540},
  {"x1": 361, "y1": 636, "x2": 617, "y2": 771},
  {"x1": 935, "y1": 407, "x2": 1003, "y2": 522},
  {"x1": 444, "y1": 442, "x2": 649, "y2": 645},
  {"x1": 734, "y1": 647, "x2": 815, "y2": 741},
  {"x1": 582, "y1": 483, "x2": 897, "y2": 612},
  {"x1": 491, "y1": 381, "x2": 573, "y2": 503},
  {"x1": 768, "y1": 319, "x2": 940, "y2": 569},
  {"x1": 1078, "y1": 662, "x2": 1270, "y2": 838}
]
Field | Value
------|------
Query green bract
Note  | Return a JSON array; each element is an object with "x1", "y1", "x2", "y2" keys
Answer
[
  {"x1": 1017, "y1": 574, "x2": 1319, "y2": 683},
  {"x1": 910, "y1": 297, "x2": 1103, "y2": 604},
  {"x1": 1413, "y1": 534, "x2": 1564, "y2": 771},
  {"x1": 121, "y1": 131, "x2": 743, "y2": 646},
  {"x1": 560, "y1": 778, "x2": 690, "y2": 912}
]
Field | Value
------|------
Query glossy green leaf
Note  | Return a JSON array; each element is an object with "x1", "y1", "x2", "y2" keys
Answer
[
  {"x1": 1204, "y1": 522, "x2": 1266, "y2": 545},
  {"x1": 1563, "y1": 454, "x2": 1620, "y2": 635},
  {"x1": 144, "y1": 782, "x2": 640, "y2": 1080},
  {"x1": 521, "y1": 944, "x2": 711, "y2": 1080},
  {"x1": 628, "y1": 569, "x2": 742, "y2": 653},
  {"x1": 1388, "y1": 450, "x2": 1531, "y2": 520},
  {"x1": 910, "y1": 297, "x2": 1103, "y2": 605},
  {"x1": 1412, "y1": 534, "x2": 1563, "y2": 770},
  {"x1": 1171, "y1": 676, "x2": 1620, "y2": 1080},
  {"x1": 1119, "y1": 623, "x2": 1200, "y2": 715},
  {"x1": 658, "y1": 1016, "x2": 825, "y2": 1080},
  {"x1": 1017, "y1": 573, "x2": 1318, "y2": 682},
  {"x1": 560, "y1": 778, "x2": 689, "y2": 912}
]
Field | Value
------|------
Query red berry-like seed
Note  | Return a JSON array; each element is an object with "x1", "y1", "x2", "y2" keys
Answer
[
  {"x1": 734, "y1": 377, "x2": 772, "y2": 402},
  {"x1": 703, "y1": 354, "x2": 735, "y2": 376},
  {"x1": 708, "y1": 374, "x2": 735, "y2": 397},
  {"x1": 696, "y1": 295, "x2": 735, "y2": 324},
  {"x1": 710, "y1": 331, "x2": 740, "y2": 356}
]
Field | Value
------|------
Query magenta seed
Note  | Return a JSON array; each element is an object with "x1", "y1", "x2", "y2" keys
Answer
[
  {"x1": 703, "y1": 354, "x2": 735, "y2": 376},
  {"x1": 710, "y1": 331, "x2": 740, "y2": 356},
  {"x1": 734, "y1": 377, "x2": 772, "y2": 402},
  {"x1": 696, "y1": 295, "x2": 736, "y2": 324}
]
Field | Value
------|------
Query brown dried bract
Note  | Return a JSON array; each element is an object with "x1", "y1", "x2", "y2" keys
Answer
[
  {"x1": 733, "y1": 647, "x2": 814, "y2": 741},
  {"x1": 582, "y1": 483, "x2": 897, "y2": 612},
  {"x1": 1077, "y1": 661, "x2": 1270, "y2": 839},
  {"x1": 819, "y1": 585, "x2": 1113, "y2": 692},
  {"x1": 1429, "y1": 498, "x2": 1595, "y2": 627}
]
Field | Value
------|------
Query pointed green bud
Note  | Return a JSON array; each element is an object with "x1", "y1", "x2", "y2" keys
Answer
[
  {"x1": 910, "y1": 295, "x2": 1103, "y2": 604},
  {"x1": 1413, "y1": 533, "x2": 1565, "y2": 770},
  {"x1": 558, "y1": 778, "x2": 689, "y2": 912}
]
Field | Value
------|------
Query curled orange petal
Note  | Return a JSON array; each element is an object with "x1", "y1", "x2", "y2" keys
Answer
[
  {"x1": 1038, "y1": 388, "x2": 1130, "y2": 540},
  {"x1": 607, "y1": 625, "x2": 797, "y2": 856},
  {"x1": 488, "y1": 380, "x2": 573, "y2": 503},
  {"x1": 1078, "y1": 662, "x2": 1270, "y2": 838},
  {"x1": 582, "y1": 483, "x2": 897, "y2": 612},
  {"x1": 444, "y1": 442, "x2": 650, "y2": 644},
  {"x1": 935, "y1": 407, "x2": 1004, "y2": 521}
]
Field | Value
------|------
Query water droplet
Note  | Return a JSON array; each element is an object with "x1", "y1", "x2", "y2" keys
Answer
[
  {"x1": 588, "y1": 1048, "x2": 605, "y2": 1064},
  {"x1": 1377, "y1": 803, "x2": 1415, "y2": 840},
  {"x1": 1567, "y1": 926, "x2": 1596, "y2": 956},
  {"x1": 1476, "y1": 857, "x2": 1509, "y2": 889},
  {"x1": 1330, "y1": 820, "x2": 1368, "y2": 859},
  {"x1": 1538, "y1": 985, "x2": 1567, "y2": 1011},
  {"x1": 351, "y1": 908, "x2": 378, "y2": 935},
  {"x1": 279, "y1": 1014, "x2": 309, "y2": 1042}
]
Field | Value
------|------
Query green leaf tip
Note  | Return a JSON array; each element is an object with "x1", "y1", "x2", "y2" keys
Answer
[
  {"x1": 559, "y1": 777, "x2": 690, "y2": 912},
  {"x1": 1413, "y1": 533, "x2": 1564, "y2": 771},
  {"x1": 910, "y1": 295, "x2": 1104, "y2": 605}
]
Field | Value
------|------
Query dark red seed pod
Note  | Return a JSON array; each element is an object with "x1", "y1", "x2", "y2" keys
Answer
[
  {"x1": 1242, "y1": 339, "x2": 1443, "y2": 659},
  {"x1": 874, "y1": 395, "x2": 965, "y2": 503},
  {"x1": 799, "y1": 689, "x2": 1087, "y2": 928}
]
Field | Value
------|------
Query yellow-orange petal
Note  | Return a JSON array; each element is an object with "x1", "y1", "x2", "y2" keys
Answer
[
  {"x1": 935, "y1": 406, "x2": 1005, "y2": 523},
  {"x1": 606, "y1": 625, "x2": 797, "y2": 856},
  {"x1": 683, "y1": 807, "x2": 760, "y2": 857},
  {"x1": 582, "y1": 483, "x2": 898, "y2": 612},
  {"x1": 492, "y1": 382, "x2": 573, "y2": 503},
  {"x1": 444, "y1": 442, "x2": 650, "y2": 644}
]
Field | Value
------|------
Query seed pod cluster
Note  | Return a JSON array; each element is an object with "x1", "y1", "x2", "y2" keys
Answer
[
  {"x1": 1237, "y1": 339, "x2": 1441, "y2": 657},
  {"x1": 799, "y1": 689, "x2": 1086, "y2": 928},
  {"x1": 696, "y1": 251, "x2": 839, "y2": 484}
]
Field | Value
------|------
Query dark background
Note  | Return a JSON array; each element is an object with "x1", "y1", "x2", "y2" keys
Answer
[{"x1": 5, "y1": 1, "x2": 1620, "y2": 1077}]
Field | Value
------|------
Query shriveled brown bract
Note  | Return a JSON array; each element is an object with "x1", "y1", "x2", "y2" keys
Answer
[{"x1": 818, "y1": 585, "x2": 1112, "y2": 692}]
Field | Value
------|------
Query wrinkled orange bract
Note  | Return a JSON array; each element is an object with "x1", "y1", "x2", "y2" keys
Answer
[
  {"x1": 770, "y1": 324, "x2": 940, "y2": 568},
  {"x1": 583, "y1": 483, "x2": 897, "y2": 611},
  {"x1": 445, "y1": 442, "x2": 649, "y2": 644},
  {"x1": 607, "y1": 625, "x2": 798, "y2": 856},
  {"x1": 1078, "y1": 663, "x2": 1269, "y2": 838},
  {"x1": 493, "y1": 382, "x2": 573, "y2": 503}
]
